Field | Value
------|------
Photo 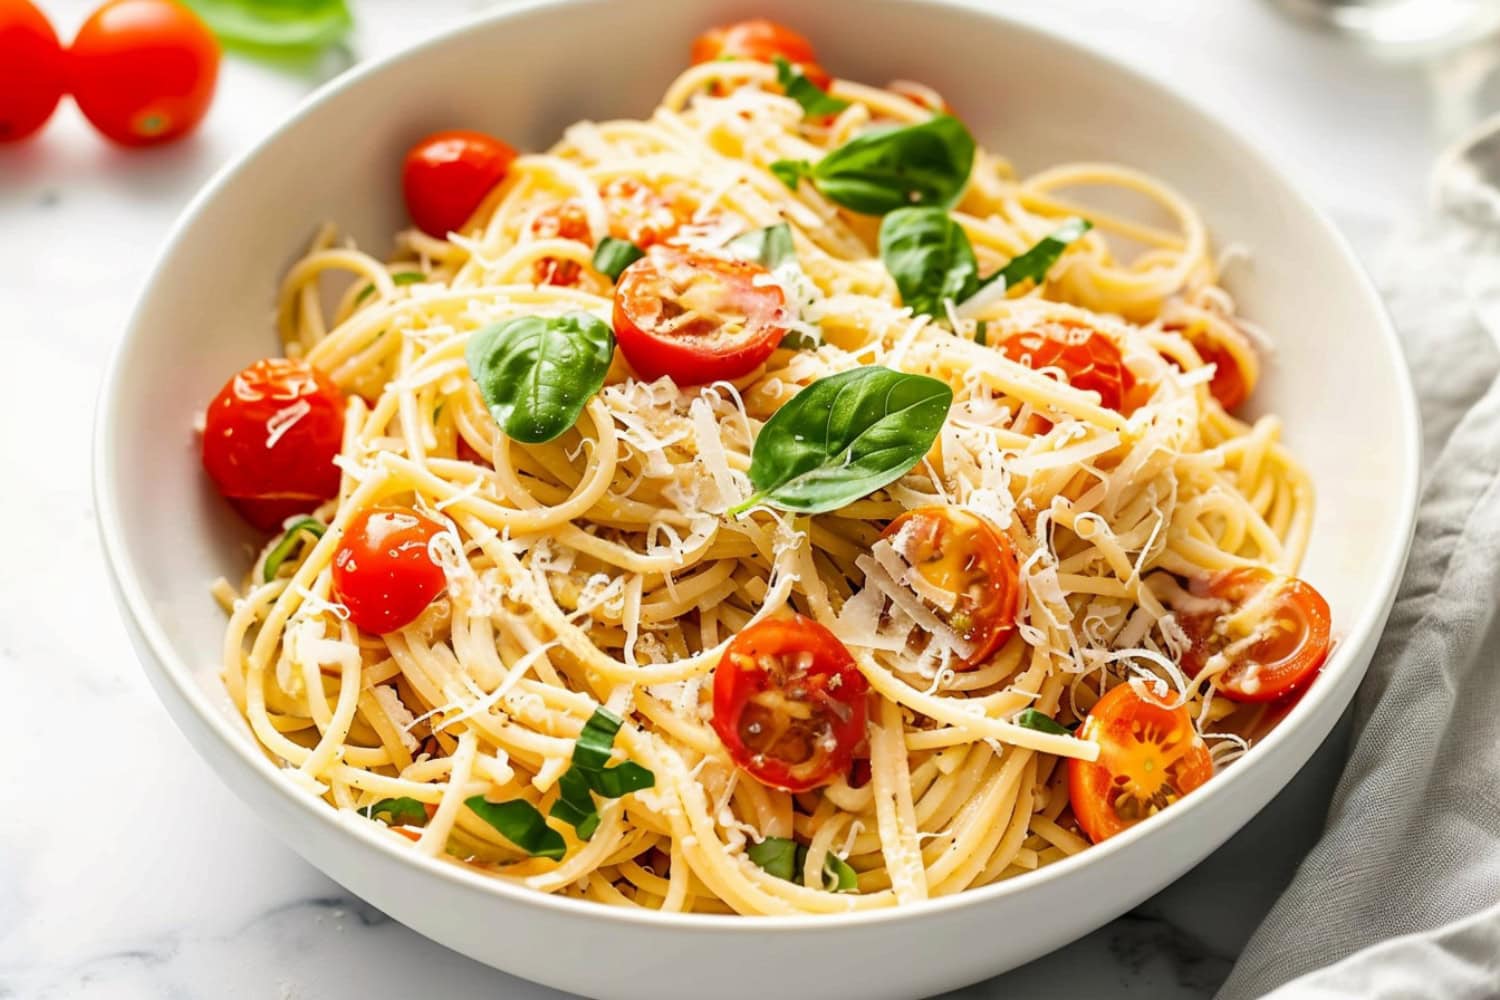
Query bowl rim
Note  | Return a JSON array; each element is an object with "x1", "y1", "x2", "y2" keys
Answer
[{"x1": 94, "y1": 0, "x2": 1421, "y2": 933}]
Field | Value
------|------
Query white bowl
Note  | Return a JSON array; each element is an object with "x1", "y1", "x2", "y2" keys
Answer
[{"x1": 94, "y1": 2, "x2": 1420, "y2": 997}]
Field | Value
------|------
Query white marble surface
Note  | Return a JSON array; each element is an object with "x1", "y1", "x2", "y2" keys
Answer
[{"x1": 0, "y1": 1, "x2": 1452, "y2": 997}]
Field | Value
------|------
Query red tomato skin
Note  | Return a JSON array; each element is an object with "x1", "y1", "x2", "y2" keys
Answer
[
  {"x1": 612, "y1": 248, "x2": 787, "y2": 386},
  {"x1": 0, "y1": 0, "x2": 65, "y2": 143},
  {"x1": 403, "y1": 129, "x2": 517, "y2": 238},
  {"x1": 69, "y1": 0, "x2": 220, "y2": 147},
  {"x1": 1068, "y1": 683, "x2": 1214, "y2": 844},
  {"x1": 691, "y1": 18, "x2": 831, "y2": 90},
  {"x1": 332, "y1": 507, "x2": 448, "y2": 634},
  {"x1": 1180, "y1": 569, "x2": 1332, "y2": 703},
  {"x1": 201, "y1": 358, "x2": 345, "y2": 531},
  {"x1": 712, "y1": 615, "x2": 869, "y2": 793},
  {"x1": 999, "y1": 324, "x2": 1134, "y2": 413}
]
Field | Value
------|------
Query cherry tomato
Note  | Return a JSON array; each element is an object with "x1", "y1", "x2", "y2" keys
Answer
[
  {"x1": 1196, "y1": 335, "x2": 1252, "y2": 412},
  {"x1": 613, "y1": 247, "x2": 787, "y2": 385},
  {"x1": 999, "y1": 323, "x2": 1135, "y2": 413},
  {"x1": 530, "y1": 199, "x2": 592, "y2": 286},
  {"x1": 882, "y1": 506, "x2": 1020, "y2": 669},
  {"x1": 1178, "y1": 568, "x2": 1332, "y2": 703},
  {"x1": 332, "y1": 506, "x2": 448, "y2": 634},
  {"x1": 403, "y1": 129, "x2": 518, "y2": 238},
  {"x1": 202, "y1": 358, "x2": 345, "y2": 531},
  {"x1": 601, "y1": 177, "x2": 686, "y2": 248},
  {"x1": 691, "y1": 18, "x2": 831, "y2": 90},
  {"x1": 69, "y1": 0, "x2": 219, "y2": 147},
  {"x1": 0, "y1": 0, "x2": 65, "y2": 143},
  {"x1": 1068, "y1": 682, "x2": 1214, "y2": 843},
  {"x1": 712, "y1": 615, "x2": 869, "y2": 792}
]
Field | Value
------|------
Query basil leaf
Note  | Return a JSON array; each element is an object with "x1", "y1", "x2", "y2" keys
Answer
[
  {"x1": 262, "y1": 516, "x2": 325, "y2": 583},
  {"x1": 1014, "y1": 708, "x2": 1072, "y2": 735},
  {"x1": 982, "y1": 217, "x2": 1093, "y2": 294},
  {"x1": 878, "y1": 206, "x2": 978, "y2": 318},
  {"x1": 182, "y1": 0, "x2": 352, "y2": 51},
  {"x1": 774, "y1": 57, "x2": 849, "y2": 118},
  {"x1": 747, "y1": 837, "x2": 799, "y2": 881},
  {"x1": 465, "y1": 312, "x2": 615, "y2": 445},
  {"x1": 465, "y1": 796, "x2": 566, "y2": 860},
  {"x1": 725, "y1": 222, "x2": 797, "y2": 272},
  {"x1": 353, "y1": 270, "x2": 425, "y2": 307},
  {"x1": 734, "y1": 366, "x2": 952, "y2": 515},
  {"x1": 780, "y1": 330, "x2": 822, "y2": 351},
  {"x1": 770, "y1": 115, "x2": 975, "y2": 215},
  {"x1": 547, "y1": 707, "x2": 656, "y2": 840},
  {"x1": 974, "y1": 320, "x2": 989, "y2": 346},
  {"x1": 748, "y1": 837, "x2": 859, "y2": 893},
  {"x1": 591, "y1": 237, "x2": 644, "y2": 281},
  {"x1": 361, "y1": 797, "x2": 428, "y2": 827}
]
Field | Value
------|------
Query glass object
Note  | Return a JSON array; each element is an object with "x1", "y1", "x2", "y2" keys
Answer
[{"x1": 1270, "y1": 0, "x2": 1500, "y2": 50}]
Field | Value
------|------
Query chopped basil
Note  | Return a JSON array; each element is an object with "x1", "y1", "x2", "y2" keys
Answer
[
  {"x1": 547, "y1": 707, "x2": 656, "y2": 840},
  {"x1": 262, "y1": 517, "x2": 325, "y2": 583},
  {"x1": 724, "y1": 222, "x2": 797, "y2": 272},
  {"x1": 878, "y1": 209, "x2": 1092, "y2": 318},
  {"x1": 748, "y1": 836, "x2": 859, "y2": 893},
  {"x1": 591, "y1": 237, "x2": 645, "y2": 281},
  {"x1": 1014, "y1": 708, "x2": 1072, "y2": 735},
  {"x1": 770, "y1": 115, "x2": 975, "y2": 215},
  {"x1": 353, "y1": 269, "x2": 425, "y2": 306},
  {"x1": 974, "y1": 320, "x2": 989, "y2": 346},
  {"x1": 780, "y1": 330, "x2": 822, "y2": 351},
  {"x1": 732, "y1": 366, "x2": 952, "y2": 515},
  {"x1": 465, "y1": 312, "x2": 615, "y2": 445},
  {"x1": 465, "y1": 796, "x2": 566, "y2": 860},
  {"x1": 360, "y1": 796, "x2": 428, "y2": 827},
  {"x1": 774, "y1": 57, "x2": 849, "y2": 118},
  {"x1": 182, "y1": 0, "x2": 352, "y2": 52}
]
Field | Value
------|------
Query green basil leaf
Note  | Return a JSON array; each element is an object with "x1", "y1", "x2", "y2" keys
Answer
[
  {"x1": 980, "y1": 217, "x2": 1093, "y2": 295},
  {"x1": 361, "y1": 796, "x2": 428, "y2": 827},
  {"x1": 725, "y1": 222, "x2": 797, "y2": 272},
  {"x1": 771, "y1": 115, "x2": 975, "y2": 215},
  {"x1": 780, "y1": 330, "x2": 822, "y2": 351},
  {"x1": 747, "y1": 837, "x2": 800, "y2": 882},
  {"x1": 974, "y1": 319, "x2": 989, "y2": 346},
  {"x1": 353, "y1": 269, "x2": 425, "y2": 307},
  {"x1": 465, "y1": 312, "x2": 615, "y2": 445},
  {"x1": 748, "y1": 837, "x2": 859, "y2": 893},
  {"x1": 1014, "y1": 708, "x2": 1072, "y2": 735},
  {"x1": 734, "y1": 366, "x2": 952, "y2": 515},
  {"x1": 547, "y1": 707, "x2": 656, "y2": 840},
  {"x1": 591, "y1": 237, "x2": 644, "y2": 281},
  {"x1": 774, "y1": 56, "x2": 849, "y2": 118},
  {"x1": 262, "y1": 516, "x2": 325, "y2": 583},
  {"x1": 878, "y1": 206, "x2": 979, "y2": 318},
  {"x1": 182, "y1": 0, "x2": 352, "y2": 51},
  {"x1": 465, "y1": 796, "x2": 567, "y2": 860}
]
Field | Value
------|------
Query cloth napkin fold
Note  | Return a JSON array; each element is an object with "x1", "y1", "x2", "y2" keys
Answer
[{"x1": 1219, "y1": 220, "x2": 1500, "y2": 998}]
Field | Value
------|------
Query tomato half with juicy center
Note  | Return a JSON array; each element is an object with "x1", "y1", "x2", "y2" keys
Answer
[
  {"x1": 613, "y1": 247, "x2": 787, "y2": 385},
  {"x1": 690, "y1": 18, "x2": 831, "y2": 90},
  {"x1": 1178, "y1": 567, "x2": 1332, "y2": 703},
  {"x1": 712, "y1": 615, "x2": 869, "y2": 792},
  {"x1": 882, "y1": 506, "x2": 1020, "y2": 669},
  {"x1": 201, "y1": 358, "x2": 345, "y2": 531},
  {"x1": 1068, "y1": 683, "x2": 1214, "y2": 844},
  {"x1": 999, "y1": 323, "x2": 1135, "y2": 413},
  {"x1": 332, "y1": 506, "x2": 448, "y2": 634}
]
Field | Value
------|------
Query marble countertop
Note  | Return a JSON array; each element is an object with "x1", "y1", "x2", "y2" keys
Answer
[{"x1": 0, "y1": 1, "x2": 1444, "y2": 997}]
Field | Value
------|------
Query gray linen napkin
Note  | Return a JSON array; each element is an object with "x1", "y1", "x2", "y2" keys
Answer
[{"x1": 1218, "y1": 220, "x2": 1500, "y2": 998}]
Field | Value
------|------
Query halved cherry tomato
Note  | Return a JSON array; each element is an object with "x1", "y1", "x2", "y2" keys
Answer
[
  {"x1": 691, "y1": 18, "x2": 831, "y2": 90},
  {"x1": 530, "y1": 199, "x2": 592, "y2": 286},
  {"x1": 1178, "y1": 568, "x2": 1331, "y2": 703},
  {"x1": 999, "y1": 323, "x2": 1135, "y2": 413},
  {"x1": 613, "y1": 247, "x2": 787, "y2": 385},
  {"x1": 882, "y1": 506, "x2": 1020, "y2": 669},
  {"x1": 403, "y1": 129, "x2": 518, "y2": 238},
  {"x1": 332, "y1": 506, "x2": 448, "y2": 634},
  {"x1": 0, "y1": 0, "x2": 65, "y2": 143},
  {"x1": 1164, "y1": 322, "x2": 1256, "y2": 412},
  {"x1": 202, "y1": 358, "x2": 345, "y2": 531},
  {"x1": 69, "y1": 0, "x2": 220, "y2": 147},
  {"x1": 601, "y1": 177, "x2": 686, "y2": 248},
  {"x1": 712, "y1": 615, "x2": 869, "y2": 792},
  {"x1": 1068, "y1": 682, "x2": 1214, "y2": 844}
]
